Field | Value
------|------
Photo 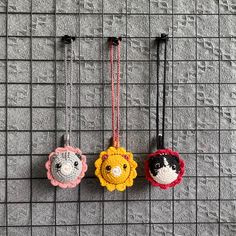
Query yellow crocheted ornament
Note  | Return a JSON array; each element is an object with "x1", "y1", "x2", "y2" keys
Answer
[{"x1": 95, "y1": 146, "x2": 138, "y2": 192}]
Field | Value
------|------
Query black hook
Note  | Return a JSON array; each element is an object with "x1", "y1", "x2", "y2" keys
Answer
[
  {"x1": 157, "y1": 33, "x2": 169, "y2": 42},
  {"x1": 108, "y1": 37, "x2": 122, "y2": 46},
  {"x1": 62, "y1": 35, "x2": 76, "y2": 44}
]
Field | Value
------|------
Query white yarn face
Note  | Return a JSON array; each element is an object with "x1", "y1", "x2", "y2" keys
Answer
[
  {"x1": 51, "y1": 151, "x2": 83, "y2": 183},
  {"x1": 150, "y1": 165, "x2": 178, "y2": 184}
]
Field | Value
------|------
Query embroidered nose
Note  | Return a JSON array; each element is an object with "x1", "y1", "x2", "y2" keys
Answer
[
  {"x1": 111, "y1": 166, "x2": 122, "y2": 177},
  {"x1": 61, "y1": 163, "x2": 73, "y2": 176}
]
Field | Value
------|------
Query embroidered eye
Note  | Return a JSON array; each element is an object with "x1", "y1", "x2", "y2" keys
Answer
[
  {"x1": 123, "y1": 164, "x2": 127, "y2": 169},
  {"x1": 56, "y1": 163, "x2": 61, "y2": 169},
  {"x1": 74, "y1": 161, "x2": 78, "y2": 167},
  {"x1": 155, "y1": 163, "x2": 160, "y2": 169},
  {"x1": 106, "y1": 166, "x2": 111, "y2": 171},
  {"x1": 172, "y1": 165, "x2": 176, "y2": 170}
]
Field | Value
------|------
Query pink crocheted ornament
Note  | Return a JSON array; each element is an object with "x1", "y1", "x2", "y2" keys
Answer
[{"x1": 45, "y1": 146, "x2": 87, "y2": 188}]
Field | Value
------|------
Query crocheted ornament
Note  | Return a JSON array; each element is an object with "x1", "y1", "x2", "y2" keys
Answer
[
  {"x1": 95, "y1": 146, "x2": 137, "y2": 191},
  {"x1": 46, "y1": 36, "x2": 87, "y2": 188},
  {"x1": 145, "y1": 149, "x2": 184, "y2": 189},
  {"x1": 46, "y1": 146, "x2": 87, "y2": 188}
]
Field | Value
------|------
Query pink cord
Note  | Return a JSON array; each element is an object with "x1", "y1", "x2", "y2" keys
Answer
[{"x1": 110, "y1": 39, "x2": 121, "y2": 148}]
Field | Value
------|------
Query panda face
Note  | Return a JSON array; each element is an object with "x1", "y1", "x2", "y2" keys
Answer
[
  {"x1": 51, "y1": 151, "x2": 83, "y2": 183},
  {"x1": 149, "y1": 154, "x2": 180, "y2": 185}
]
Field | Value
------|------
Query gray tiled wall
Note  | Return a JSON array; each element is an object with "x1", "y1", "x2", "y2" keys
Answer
[{"x1": 0, "y1": 0, "x2": 236, "y2": 235}]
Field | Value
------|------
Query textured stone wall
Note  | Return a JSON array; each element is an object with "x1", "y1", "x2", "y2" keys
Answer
[{"x1": 0, "y1": 0, "x2": 235, "y2": 235}]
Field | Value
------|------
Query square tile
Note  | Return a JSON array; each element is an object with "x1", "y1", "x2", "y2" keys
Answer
[
  {"x1": 197, "y1": 0, "x2": 219, "y2": 13},
  {"x1": 173, "y1": 131, "x2": 196, "y2": 153},
  {"x1": 173, "y1": 38, "x2": 196, "y2": 60},
  {"x1": 220, "y1": 61, "x2": 236, "y2": 83},
  {"x1": 221, "y1": 201, "x2": 236, "y2": 222},
  {"x1": 150, "y1": 0, "x2": 172, "y2": 13},
  {"x1": 197, "y1": 224, "x2": 219, "y2": 236},
  {"x1": 7, "y1": 155, "x2": 30, "y2": 178},
  {"x1": 8, "y1": 37, "x2": 30, "y2": 59},
  {"x1": 32, "y1": 132, "x2": 55, "y2": 154},
  {"x1": 104, "y1": 0, "x2": 126, "y2": 13},
  {"x1": 173, "y1": 15, "x2": 196, "y2": 37},
  {"x1": 174, "y1": 177, "x2": 196, "y2": 200},
  {"x1": 127, "y1": 15, "x2": 149, "y2": 37},
  {"x1": 8, "y1": 61, "x2": 31, "y2": 83},
  {"x1": 174, "y1": 201, "x2": 196, "y2": 223},
  {"x1": 32, "y1": 0, "x2": 54, "y2": 13},
  {"x1": 197, "y1": 38, "x2": 219, "y2": 60},
  {"x1": 56, "y1": 203, "x2": 79, "y2": 225},
  {"x1": 198, "y1": 177, "x2": 219, "y2": 199},
  {"x1": 197, "y1": 154, "x2": 219, "y2": 176},
  {"x1": 8, "y1": 84, "x2": 30, "y2": 106},
  {"x1": 57, "y1": 0, "x2": 79, "y2": 13},
  {"x1": 8, "y1": 0, "x2": 31, "y2": 12},
  {"x1": 32, "y1": 15, "x2": 55, "y2": 36},
  {"x1": 80, "y1": 202, "x2": 102, "y2": 224},
  {"x1": 173, "y1": 0, "x2": 196, "y2": 13},
  {"x1": 173, "y1": 107, "x2": 196, "y2": 130},
  {"x1": 80, "y1": 226, "x2": 102, "y2": 236},
  {"x1": 80, "y1": 15, "x2": 102, "y2": 37},
  {"x1": 220, "y1": 177, "x2": 236, "y2": 199},
  {"x1": 219, "y1": 0, "x2": 236, "y2": 13},
  {"x1": 129, "y1": 224, "x2": 150, "y2": 236},
  {"x1": 79, "y1": 0, "x2": 102, "y2": 13},
  {"x1": 32, "y1": 108, "x2": 55, "y2": 130},
  {"x1": 32, "y1": 38, "x2": 55, "y2": 60},
  {"x1": 7, "y1": 180, "x2": 30, "y2": 202},
  {"x1": 197, "y1": 84, "x2": 219, "y2": 106},
  {"x1": 128, "y1": 201, "x2": 149, "y2": 223},
  {"x1": 197, "y1": 107, "x2": 219, "y2": 130},
  {"x1": 32, "y1": 85, "x2": 55, "y2": 107},
  {"x1": 8, "y1": 14, "x2": 30, "y2": 36},
  {"x1": 8, "y1": 227, "x2": 31, "y2": 236},
  {"x1": 151, "y1": 201, "x2": 172, "y2": 223},
  {"x1": 8, "y1": 132, "x2": 30, "y2": 154},
  {"x1": 127, "y1": 0, "x2": 149, "y2": 13},
  {"x1": 104, "y1": 201, "x2": 126, "y2": 224},
  {"x1": 220, "y1": 131, "x2": 236, "y2": 154},
  {"x1": 32, "y1": 227, "x2": 55, "y2": 236},
  {"x1": 103, "y1": 15, "x2": 126, "y2": 37},
  {"x1": 197, "y1": 61, "x2": 219, "y2": 84},
  {"x1": 197, "y1": 15, "x2": 218, "y2": 37},
  {"x1": 32, "y1": 179, "x2": 55, "y2": 202},
  {"x1": 8, "y1": 203, "x2": 31, "y2": 226},
  {"x1": 8, "y1": 108, "x2": 30, "y2": 130},
  {"x1": 197, "y1": 201, "x2": 219, "y2": 222},
  {"x1": 197, "y1": 131, "x2": 219, "y2": 153},
  {"x1": 127, "y1": 38, "x2": 149, "y2": 61},
  {"x1": 32, "y1": 203, "x2": 55, "y2": 225},
  {"x1": 174, "y1": 224, "x2": 196, "y2": 236}
]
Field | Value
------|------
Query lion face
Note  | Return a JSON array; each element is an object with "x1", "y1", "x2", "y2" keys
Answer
[
  {"x1": 95, "y1": 146, "x2": 138, "y2": 191},
  {"x1": 101, "y1": 154, "x2": 131, "y2": 185}
]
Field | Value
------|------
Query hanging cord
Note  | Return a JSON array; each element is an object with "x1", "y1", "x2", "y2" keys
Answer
[
  {"x1": 62, "y1": 35, "x2": 75, "y2": 146},
  {"x1": 156, "y1": 33, "x2": 168, "y2": 149},
  {"x1": 109, "y1": 37, "x2": 122, "y2": 148}
]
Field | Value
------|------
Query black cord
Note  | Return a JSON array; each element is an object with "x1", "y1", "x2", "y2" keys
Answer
[{"x1": 156, "y1": 33, "x2": 168, "y2": 149}]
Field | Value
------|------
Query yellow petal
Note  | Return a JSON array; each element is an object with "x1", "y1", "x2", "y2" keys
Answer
[
  {"x1": 106, "y1": 183, "x2": 116, "y2": 192},
  {"x1": 116, "y1": 183, "x2": 126, "y2": 191},
  {"x1": 95, "y1": 158, "x2": 102, "y2": 168},
  {"x1": 125, "y1": 177, "x2": 134, "y2": 187}
]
